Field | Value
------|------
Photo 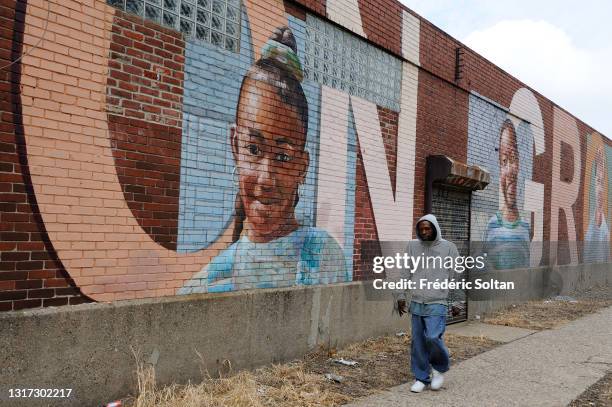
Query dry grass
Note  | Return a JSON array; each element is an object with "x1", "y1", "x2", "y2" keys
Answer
[
  {"x1": 126, "y1": 352, "x2": 352, "y2": 407},
  {"x1": 132, "y1": 367, "x2": 265, "y2": 407},
  {"x1": 484, "y1": 297, "x2": 612, "y2": 331},
  {"x1": 257, "y1": 363, "x2": 351, "y2": 406},
  {"x1": 124, "y1": 332, "x2": 500, "y2": 407}
]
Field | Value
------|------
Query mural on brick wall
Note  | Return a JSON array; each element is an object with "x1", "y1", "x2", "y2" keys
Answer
[
  {"x1": 1, "y1": 0, "x2": 610, "y2": 310},
  {"x1": 4, "y1": 0, "x2": 418, "y2": 303},
  {"x1": 174, "y1": 3, "x2": 419, "y2": 292},
  {"x1": 467, "y1": 90, "x2": 535, "y2": 270},
  {"x1": 550, "y1": 107, "x2": 583, "y2": 265},
  {"x1": 608, "y1": 143, "x2": 612, "y2": 257},
  {"x1": 582, "y1": 132, "x2": 610, "y2": 263},
  {"x1": 179, "y1": 26, "x2": 349, "y2": 293}
]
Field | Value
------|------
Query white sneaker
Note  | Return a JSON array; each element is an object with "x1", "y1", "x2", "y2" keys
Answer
[
  {"x1": 430, "y1": 369, "x2": 444, "y2": 390},
  {"x1": 410, "y1": 380, "x2": 426, "y2": 393}
]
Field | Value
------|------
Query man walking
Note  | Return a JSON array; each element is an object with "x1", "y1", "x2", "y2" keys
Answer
[{"x1": 397, "y1": 214, "x2": 459, "y2": 393}]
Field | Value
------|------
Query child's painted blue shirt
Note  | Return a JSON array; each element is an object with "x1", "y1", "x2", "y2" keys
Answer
[
  {"x1": 178, "y1": 226, "x2": 350, "y2": 294},
  {"x1": 483, "y1": 211, "x2": 531, "y2": 270}
]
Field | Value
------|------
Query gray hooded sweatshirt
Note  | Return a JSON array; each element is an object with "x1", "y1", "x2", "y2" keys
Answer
[{"x1": 398, "y1": 214, "x2": 460, "y2": 304}]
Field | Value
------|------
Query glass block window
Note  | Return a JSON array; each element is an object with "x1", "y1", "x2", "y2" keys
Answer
[
  {"x1": 108, "y1": 0, "x2": 241, "y2": 52},
  {"x1": 304, "y1": 14, "x2": 402, "y2": 111}
]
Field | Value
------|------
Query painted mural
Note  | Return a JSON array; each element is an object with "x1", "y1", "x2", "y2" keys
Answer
[
  {"x1": 3, "y1": 0, "x2": 418, "y2": 304},
  {"x1": 179, "y1": 26, "x2": 349, "y2": 293},
  {"x1": 468, "y1": 91, "x2": 535, "y2": 270},
  {"x1": 0, "y1": 0, "x2": 610, "y2": 310},
  {"x1": 582, "y1": 132, "x2": 610, "y2": 263}
]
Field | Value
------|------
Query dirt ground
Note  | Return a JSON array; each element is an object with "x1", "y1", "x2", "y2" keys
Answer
[
  {"x1": 291, "y1": 332, "x2": 499, "y2": 401},
  {"x1": 124, "y1": 333, "x2": 500, "y2": 407}
]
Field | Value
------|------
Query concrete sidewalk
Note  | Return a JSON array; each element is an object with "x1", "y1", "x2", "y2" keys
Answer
[
  {"x1": 446, "y1": 320, "x2": 537, "y2": 343},
  {"x1": 344, "y1": 306, "x2": 612, "y2": 407}
]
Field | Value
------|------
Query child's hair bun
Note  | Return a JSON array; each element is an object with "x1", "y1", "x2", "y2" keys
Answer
[
  {"x1": 260, "y1": 26, "x2": 303, "y2": 82},
  {"x1": 270, "y1": 26, "x2": 297, "y2": 54}
]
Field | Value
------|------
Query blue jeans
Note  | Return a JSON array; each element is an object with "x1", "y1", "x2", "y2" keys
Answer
[{"x1": 410, "y1": 302, "x2": 450, "y2": 384}]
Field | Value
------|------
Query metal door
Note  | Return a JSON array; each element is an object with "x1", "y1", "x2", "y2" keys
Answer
[{"x1": 431, "y1": 184, "x2": 470, "y2": 324}]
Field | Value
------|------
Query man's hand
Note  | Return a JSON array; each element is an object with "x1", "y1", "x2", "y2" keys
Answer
[
  {"x1": 397, "y1": 299, "x2": 407, "y2": 316},
  {"x1": 451, "y1": 305, "x2": 460, "y2": 317}
]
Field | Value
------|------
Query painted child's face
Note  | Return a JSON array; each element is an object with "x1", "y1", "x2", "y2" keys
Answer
[
  {"x1": 232, "y1": 79, "x2": 309, "y2": 240},
  {"x1": 499, "y1": 127, "x2": 519, "y2": 209}
]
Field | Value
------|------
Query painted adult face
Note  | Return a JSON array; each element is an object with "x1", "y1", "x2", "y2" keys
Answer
[
  {"x1": 595, "y1": 150, "x2": 605, "y2": 213},
  {"x1": 231, "y1": 79, "x2": 309, "y2": 242},
  {"x1": 499, "y1": 127, "x2": 519, "y2": 209}
]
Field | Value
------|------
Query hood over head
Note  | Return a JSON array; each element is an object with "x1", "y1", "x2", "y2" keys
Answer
[{"x1": 416, "y1": 214, "x2": 442, "y2": 242}]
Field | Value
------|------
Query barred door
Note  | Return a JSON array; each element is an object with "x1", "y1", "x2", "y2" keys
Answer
[{"x1": 431, "y1": 184, "x2": 470, "y2": 323}]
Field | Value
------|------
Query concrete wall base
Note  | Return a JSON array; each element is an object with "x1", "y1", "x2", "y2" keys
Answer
[{"x1": 0, "y1": 282, "x2": 407, "y2": 406}]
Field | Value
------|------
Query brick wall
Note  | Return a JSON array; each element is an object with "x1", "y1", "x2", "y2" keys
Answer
[
  {"x1": 414, "y1": 70, "x2": 469, "y2": 228},
  {"x1": 0, "y1": 0, "x2": 610, "y2": 311},
  {"x1": 106, "y1": 10, "x2": 185, "y2": 250},
  {"x1": 0, "y1": 0, "x2": 91, "y2": 310}
]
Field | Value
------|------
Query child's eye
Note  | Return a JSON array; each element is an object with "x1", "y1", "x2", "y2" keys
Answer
[
  {"x1": 248, "y1": 144, "x2": 260, "y2": 155},
  {"x1": 276, "y1": 153, "x2": 292, "y2": 162}
]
